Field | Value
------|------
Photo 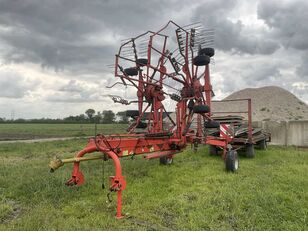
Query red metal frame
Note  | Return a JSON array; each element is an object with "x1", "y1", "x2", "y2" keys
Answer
[{"x1": 53, "y1": 21, "x2": 251, "y2": 218}]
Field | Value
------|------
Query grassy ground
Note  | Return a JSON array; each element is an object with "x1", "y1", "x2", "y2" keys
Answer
[
  {"x1": 0, "y1": 124, "x2": 127, "y2": 140},
  {"x1": 0, "y1": 140, "x2": 307, "y2": 230}
]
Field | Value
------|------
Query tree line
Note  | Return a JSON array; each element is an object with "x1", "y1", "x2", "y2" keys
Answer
[{"x1": 0, "y1": 109, "x2": 129, "y2": 124}]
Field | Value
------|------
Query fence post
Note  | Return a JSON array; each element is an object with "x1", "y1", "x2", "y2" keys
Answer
[{"x1": 285, "y1": 121, "x2": 289, "y2": 146}]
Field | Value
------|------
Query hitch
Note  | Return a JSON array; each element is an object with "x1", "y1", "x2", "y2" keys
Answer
[{"x1": 49, "y1": 153, "x2": 104, "y2": 172}]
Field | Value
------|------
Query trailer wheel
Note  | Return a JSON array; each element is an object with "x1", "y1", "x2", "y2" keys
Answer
[
  {"x1": 193, "y1": 55, "x2": 210, "y2": 66},
  {"x1": 136, "y1": 58, "x2": 148, "y2": 66},
  {"x1": 193, "y1": 105, "x2": 210, "y2": 113},
  {"x1": 160, "y1": 156, "x2": 173, "y2": 165},
  {"x1": 246, "y1": 144, "x2": 255, "y2": 158},
  {"x1": 126, "y1": 110, "x2": 139, "y2": 117},
  {"x1": 199, "y1": 47, "x2": 215, "y2": 57},
  {"x1": 225, "y1": 150, "x2": 239, "y2": 172},
  {"x1": 209, "y1": 145, "x2": 218, "y2": 155},
  {"x1": 124, "y1": 67, "x2": 138, "y2": 76},
  {"x1": 258, "y1": 139, "x2": 267, "y2": 150},
  {"x1": 204, "y1": 120, "x2": 220, "y2": 128},
  {"x1": 136, "y1": 121, "x2": 147, "y2": 129}
]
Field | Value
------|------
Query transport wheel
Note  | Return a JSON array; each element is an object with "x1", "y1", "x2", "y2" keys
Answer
[
  {"x1": 126, "y1": 110, "x2": 139, "y2": 117},
  {"x1": 199, "y1": 47, "x2": 215, "y2": 57},
  {"x1": 160, "y1": 156, "x2": 173, "y2": 165},
  {"x1": 136, "y1": 58, "x2": 148, "y2": 66},
  {"x1": 193, "y1": 55, "x2": 210, "y2": 66},
  {"x1": 258, "y1": 139, "x2": 267, "y2": 150},
  {"x1": 246, "y1": 144, "x2": 255, "y2": 158},
  {"x1": 225, "y1": 150, "x2": 239, "y2": 172},
  {"x1": 124, "y1": 67, "x2": 138, "y2": 76},
  {"x1": 193, "y1": 105, "x2": 210, "y2": 113},
  {"x1": 209, "y1": 145, "x2": 218, "y2": 156},
  {"x1": 204, "y1": 120, "x2": 220, "y2": 128},
  {"x1": 136, "y1": 121, "x2": 147, "y2": 129}
]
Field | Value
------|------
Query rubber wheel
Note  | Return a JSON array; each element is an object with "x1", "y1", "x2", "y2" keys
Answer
[
  {"x1": 209, "y1": 145, "x2": 218, "y2": 156},
  {"x1": 225, "y1": 150, "x2": 239, "y2": 172},
  {"x1": 193, "y1": 105, "x2": 210, "y2": 113},
  {"x1": 210, "y1": 131, "x2": 220, "y2": 137},
  {"x1": 126, "y1": 110, "x2": 139, "y2": 117},
  {"x1": 205, "y1": 120, "x2": 220, "y2": 128},
  {"x1": 258, "y1": 139, "x2": 267, "y2": 150},
  {"x1": 193, "y1": 55, "x2": 210, "y2": 66},
  {"x1": 136, "y1": 121, "x2": 147, "y2": 129},
  {"x1": 124, "y1": 67, "x2": 138, "y2": 76},
  {"x1": 199, "y1": 47, "x2": 215, "y2": 57},
  {"x1": 160, "y1": 156, "x2": 173, "y2": 165},
  {"x1": 136, "y1": 58, "x2": 148, "y2": 66},
  {"x1": 246, "y1": 144, "x2": 255, "y2": 158}
]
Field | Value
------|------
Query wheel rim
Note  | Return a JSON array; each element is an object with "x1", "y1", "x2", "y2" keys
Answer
[
  {"x1": 167, "y1": 158, "x2": 173, "y2": 164},
  {"x1": 234, "y1": 158, "x2": 239, "y2": 170}
]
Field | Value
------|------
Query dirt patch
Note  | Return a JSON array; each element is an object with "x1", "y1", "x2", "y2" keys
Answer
[
  {"x1": 0, "y1": 133, "x2": 55, "y2": 141},
  {"x1": 0, "y1": 199, "x2": 21, "y2": 224},
  {"x1": 0, "y1": 136, "x2": 89, "y2": 144}
]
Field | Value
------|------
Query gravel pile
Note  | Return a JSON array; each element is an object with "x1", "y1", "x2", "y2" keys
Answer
[{"x1": 212, "y1": 86, "x2": 308, "y2": 121}]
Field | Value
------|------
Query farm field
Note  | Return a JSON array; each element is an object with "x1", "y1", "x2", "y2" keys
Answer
[
  {"x1": 0, "y1": 123, "x2": 127, "y2": 140},
  {"x1": 0, "y1": 140, "x2": 307, "y2": 231}
]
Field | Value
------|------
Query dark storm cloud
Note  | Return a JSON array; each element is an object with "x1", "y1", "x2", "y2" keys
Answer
[
  {"x1": 257, "y1": 0, "x2": 308, "y2": 85},
  {"x1": 192, "y1": 0, "x2": 279, "y2": 55},
  {"x1": 258, "y1": 0, "x2": 308, "y2": 50},
  {"x1": 0, "y1": 0, "x2": 185, "y2": 72}
]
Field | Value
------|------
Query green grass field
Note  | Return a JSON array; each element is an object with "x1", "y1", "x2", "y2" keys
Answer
[
  {"x1": 0, "y1": 140, "x2": 307, "y2": 230},
  {"x1": 0, "y1": 124, "x2": 127, "y2": 140}
]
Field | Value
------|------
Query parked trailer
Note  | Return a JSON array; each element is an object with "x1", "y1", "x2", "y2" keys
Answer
[{"x1": 205, "y1": 99, "x2": 271, "y2": 162}]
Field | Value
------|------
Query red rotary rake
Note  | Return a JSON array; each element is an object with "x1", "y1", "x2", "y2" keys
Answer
[{"x1": 49, "y1": 21, "x2": 266, "y2": 219}]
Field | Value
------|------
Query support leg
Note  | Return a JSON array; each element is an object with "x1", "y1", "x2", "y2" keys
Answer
[
  {"x1": 65, "y1": 145, "x2": 98, "y2": 186},
  {"x1": 105, "y1": 150, "x2": 126, "y2": 219}
]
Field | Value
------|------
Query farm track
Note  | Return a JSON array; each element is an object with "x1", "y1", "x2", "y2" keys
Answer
[{"x1": 0, "y1": 136, "x2": 89, "y2": 144}]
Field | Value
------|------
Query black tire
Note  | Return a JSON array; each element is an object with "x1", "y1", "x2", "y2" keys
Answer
[
  {"x1": 209, "y1": 131, "x2": 220, "y2": 137},
  {"x1": 136, "y1": 121, "x2": 147, "y2": 129},
  {"x1": 258, "y1": 139, "x2": 267, "y2": 150},
  {"x1": 209, "y1": 145, "x2": 218, "y2": 156},
  {"x1": 136, "y1": 58, "x2": 148, "y2": 66},
  {"x1": 225, "y1": 150, "x2": 239, "y2": 172},
  {"x1": 193, "y1": 105, "x2": 210, "y2": 113},
  {"x1": 193, "y1": 55, "x2": 210, "y2": 66},
  {"x1": 199, "y1": 47, "x2": 215, "y2": 57},
  {"x1": 204, "y1": 120, "x2": 220, "y2": 128},
  {"x1": 246, "y1": 144, "x2": 255, "y2": 158},
  {"x1": 159, "y1": 156, "x2": 173, "y2": 165},
  {"x1": 124, "y1": 67, "x2": 138, "y2": 76},
  {"x1": 126, "y1": 110, "x2": 139, "y2": 117}
]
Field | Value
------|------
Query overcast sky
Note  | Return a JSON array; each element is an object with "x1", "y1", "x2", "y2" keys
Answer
[{"x1": 0, "y1": 0, "x2": 307, "y2": 119}]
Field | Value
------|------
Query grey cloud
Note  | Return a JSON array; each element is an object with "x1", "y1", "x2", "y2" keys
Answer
[
  {"x1": 1, "y1": 27, "x2": 115, "y2": 71},
  {"x1": 258, "y1": 0, "x2": 308, "y2": 50},
  {"x1": 192, "y1": 0, "x2": 280, "y2": 55},
  {"x1": 296, "y1": 52, "x2": 308, "y2": 79},
  {"x1": 0, "y1": 0, "x2": 186, "y2": 73},
  {"x1": 46, "y1": 79, "x2": 111, "y2": 103},
  {"x1": 59, "y1": 80, "x2": 84, "y2": 93},
  {"x1": 0, "y1": 70, "x2": 39, "y2": 98},
  {"x1": 218, "y1": 61, "x2": 282, "y2": 93},
  {"x1": 258, "y1": 0, "x2": 308, "y2": 83}
]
